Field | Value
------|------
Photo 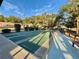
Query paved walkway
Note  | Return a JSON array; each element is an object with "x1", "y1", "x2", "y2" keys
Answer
[{"x1": 48, "y1": 31, "x2": 79, "y2": 59}]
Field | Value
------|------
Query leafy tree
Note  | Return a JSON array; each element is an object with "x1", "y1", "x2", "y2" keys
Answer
[
  {"x1": 7, "y1": 16, "x2": 21, "y2": 23},
  {"x1": 65, "y1": 19, "x2": 74, "y2": 28},
  {"x1": 60, "y1": 0, "x2": 79, "y2": 28},
  {"x1": 0, "y1": 15, "x2": 4, "y2": 22}
]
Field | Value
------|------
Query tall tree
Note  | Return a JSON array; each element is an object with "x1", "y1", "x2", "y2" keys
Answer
[
  {"x1": 0, "y1": 15, "x2": 4, "y2": 22},
  {"x1": 60, "y1": 0, "x2": 79, "y2": 28},
  {"x1": 8, "y1": 16, "x2": 21, "y2": 23}
]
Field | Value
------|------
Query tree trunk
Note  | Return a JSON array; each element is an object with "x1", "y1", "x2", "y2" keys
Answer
[{"x1": 76, "y1": 16, "x2": 79, "y2": 35}]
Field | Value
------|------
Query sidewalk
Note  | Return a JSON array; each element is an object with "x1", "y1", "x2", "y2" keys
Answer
[{"x1": 48, "y1": 31, "x2": 79, "y2": 59}]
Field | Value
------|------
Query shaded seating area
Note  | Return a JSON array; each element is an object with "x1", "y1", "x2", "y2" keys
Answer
[
  {"x1": 59, "y1": 28, "x2": 79, "y2": 47},
  {"x1": 65, "y1": 29, "x2": 79, "y2": 47}
]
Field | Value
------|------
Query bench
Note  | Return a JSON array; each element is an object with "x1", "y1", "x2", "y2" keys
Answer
[
  {"x1": 72, "y1": 40, "x2": 79, "y2": 47},
  {"x1": 72, "y1": 35, "x2": 79, "y2": 47}
]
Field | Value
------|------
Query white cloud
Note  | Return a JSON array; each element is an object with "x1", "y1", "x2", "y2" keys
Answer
[
  {"x1": 2, "y1": 1, "x2": 24, "y2": 17},
  {"x1": 2, "y1": 1, "x2": 17, "y2": 10},
  {"x1": 32, "y1": 4, "x2": 52, "y2": 13},
  {"x1": 35, "y1": 12, "x2": 43, "y2": 16},
  {"x1": 0, "y1": 12, "x2": 2, "y2": 15},
  {"x1": 32, "y1": 4, "x2": 53, "y2": 15},
  {"x1": 34, "y1": 8, "x2": 54, "y2": 16},
  {"x1": 45, "y1": 4, "x2": 52, "y2": 8},
  {"x1": 33, "y1": 4, "x2": 54, "y2": 16},
  {"x1": 34, "y1": 9, "x2": 39, "y2": 12}
]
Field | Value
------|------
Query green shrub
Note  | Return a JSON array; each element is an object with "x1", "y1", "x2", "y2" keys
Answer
[
  {"x1": 29, "y1": 27, "x2": 34, "y2": 31},
  {"x1": 24, "y1": 27, "x2": 29, "y2": 31},
  {"x1": 2, "y1": 29, "x2": 11, "y2": 33},
  {"x1": 14, "y1": 24, "x2": 21, "y2": 32}
]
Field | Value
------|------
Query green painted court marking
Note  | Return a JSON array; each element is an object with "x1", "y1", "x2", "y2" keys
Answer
[
  {"x1": 18, "y1": 32, "x2": 50, "y2": 54},
  {"x1": 3, "y1": 30, "x2": 42, "y2": 42},
  {"x1": 2, "y1": 30, "x2": 51, "y2": 54}
]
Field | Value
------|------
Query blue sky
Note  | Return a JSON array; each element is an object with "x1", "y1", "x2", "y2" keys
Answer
[{"x1": 0, "y1": 0, "x2": 69, "y2": 19}]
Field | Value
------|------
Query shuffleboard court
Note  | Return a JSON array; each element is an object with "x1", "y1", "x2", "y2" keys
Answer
[
  {"x1": 19, "y1": 32, "x2": 50, "y2": 53},
  {"x1": 3, "y1": 30, "x2": 43, "y2": 42},
  {"x1": 2, "y1": 30, "x2": 51, "y2": 54},
  {"x1": 48, "y1": 31, "x2": 79, "y2": 59}
]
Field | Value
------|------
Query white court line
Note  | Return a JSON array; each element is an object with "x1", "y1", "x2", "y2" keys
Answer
[
  {"x1": 48, "y1": 31, "x2": 79, "y2": 59},
  {"x1": 16, "y1": 33, "x2": 43, "y2": 44},
  {"x1": 33, "y1": 32, "x2": 50, "y2": 58},
  {"x1": 3, "y1": 30, "x2": 42, "y2": 37}
]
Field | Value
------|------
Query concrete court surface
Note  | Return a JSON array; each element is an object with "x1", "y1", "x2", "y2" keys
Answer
[
  {"x1": 0, "y1": 30, "x2": 50, "y2": 59},
  {"x1": 48, "y1": 31, "x2": 79, "y2": 59}
]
